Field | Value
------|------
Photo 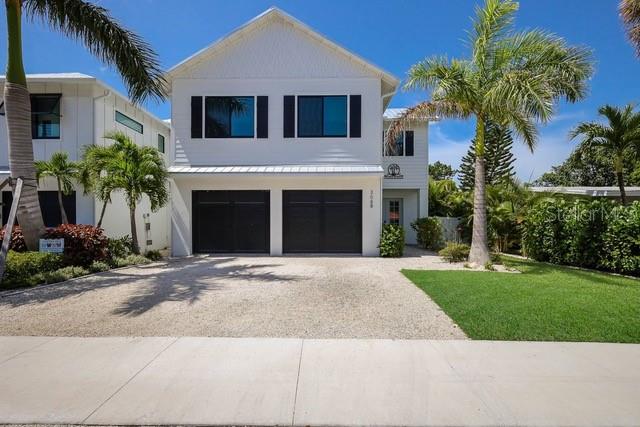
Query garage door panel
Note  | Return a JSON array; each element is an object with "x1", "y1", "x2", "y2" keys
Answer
[
  {"x1": 283, "y1": 205, "x2": 322, "y2": 252},
  {"x1": 323, "y1": 205, "x2": 361, "y2": 253},
  {"x1": 193, "y1": 190, "x2": 269, "y2": 253},
  {"x1": 283, "y1": 190, "x2": 362, "y2": 253},
  {"x1": 234, "y1": 203, "x2": 269, "y2": 252}
]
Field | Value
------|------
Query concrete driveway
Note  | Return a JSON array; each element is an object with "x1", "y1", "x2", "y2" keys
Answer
[{"x1": 0, "y1": 249, "x2": 466, "y2": 339}]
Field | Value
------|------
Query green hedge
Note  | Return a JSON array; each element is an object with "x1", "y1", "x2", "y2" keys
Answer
[
  {"x1": 523, "y1": 198, "x2": 640, "y2": 275},
  {"x1": 379, "y1": 224, "x2": 405, "y2": 257},
  {"x1": 411, "y1": 217, "x2": 444, "y2": 250},
  {"x1": 2, "y1": 251, "x2": 64, "y2": 288}
]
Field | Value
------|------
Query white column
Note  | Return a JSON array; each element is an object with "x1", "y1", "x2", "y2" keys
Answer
[{"x1": 270, "y1": 188, "x2": 283, "y2": 255}]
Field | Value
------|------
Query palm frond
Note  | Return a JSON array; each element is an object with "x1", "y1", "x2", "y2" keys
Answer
[
  {"x1": 24, "y1": 0, "x2": 166, "y2": 103},
  {"x1": 621, "y1": 0, "x2": 640, "y2": 57},
  {"x1": 471, "y1": 0, "x2": 519, "y2": 73},
  {"x1": 385, "y1": 100, "x2": 471, "y2": 151}
]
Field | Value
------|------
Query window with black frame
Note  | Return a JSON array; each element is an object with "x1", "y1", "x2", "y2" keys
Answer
[
  {"x1": 205, "y1": 96, "x2": 254, "y2": 138},
  {"x1": 297, "y1": 95, "x2": 347, "y2": 137},
  {"x1": 31, "y1": 94, "x2": 61, "y2": 139},
  {"x1": 383, "y1": 130, "x2": 414, "y2": 157}
]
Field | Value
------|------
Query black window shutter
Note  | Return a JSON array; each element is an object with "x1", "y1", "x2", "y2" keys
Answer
[
  {"x1": 349, "y1": 95, "x2": 361, "y2": 138},
  {"x1": 283, "y1": 95, "x2": 295, "y2": 138},
  {"x1": 191, "y1": 96, "x2": 203, "y2": 138},
  {"x1": 257, "y1": 96, "x2": 268, "y2": 138},
  {"x1": 405, "y1": 131, "x2": 414, "y2": 156}
]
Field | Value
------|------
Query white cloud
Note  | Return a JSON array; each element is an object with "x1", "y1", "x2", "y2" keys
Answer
[{"x1": 428, "y1": 123, "x2": 471, "y2": 170}]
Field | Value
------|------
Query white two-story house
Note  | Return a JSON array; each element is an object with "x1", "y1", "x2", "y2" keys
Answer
[
  {"x1": 167, "y1": 8, "x2": 429, "y2": 256},
  {"x1": 0, "y1": 73, "x2": 171, "y2": 252}
]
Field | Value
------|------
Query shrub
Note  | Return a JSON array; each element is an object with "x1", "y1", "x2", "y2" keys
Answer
[
  {"x1": 44, "y1": 224, "x2": 109, "y2": 267},
  {"x1": 379, "y1": 224, "x2": 405, "y2": 257},
  {"x1": 564, "y1": 199, "x2": 613, "y2": 268},
  {"x1": 88, "y1": 260, "x2": 111, "y2": 273},
  {"x1": 43, "y1": 266, "x2": 90, "y2": 284},
  {"x1": 107, "y1": 235, "x2": 134, "y2": 259},
  {"x1": 522, "y1": 198, "x2": 569, "y2": 264},
  {"x1": 439, "y1": 242, "x2": 470, "y2": 263},
  {"x1": 0, "y1": 226, "x2": 27, "y2": 252},
  {"x1": 111, "y1": 254, "x2": 151, "y2": 268},
  {"x1": 600, "y1": 202, "x2": 640, "y2": 275},
  {"x1": 2, "y1": 251, "x2": 63, "y2": 287},
  {"x1": 411, "y1": 217, "x2": 444, "y2": 250},
  {"x1": 144, "y1": 249, "x2": 162, "y2": 261}
]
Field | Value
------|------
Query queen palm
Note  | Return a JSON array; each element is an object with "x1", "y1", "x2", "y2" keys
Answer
[
  {"x1": 77, "y1": 144, "x2": 119, "y2": 228},
  {"x1": 34, "y1": 152, "x2": 79, "y2": 224},
  {"x1": 570, "y1": 104, "x2": 640, "y2": 205},
  {"x1": 621, "y1": 0, "x2": 640, "y2": 56},
  {"x1": 99, "y1": 131, "x2": 168, "y2": 254},
  {"x1": 4, "y1": 0, "x2": 165, "y2": 249},
  {"x1": 387, "y1": 0, "x2": 593, "y2": 265}
]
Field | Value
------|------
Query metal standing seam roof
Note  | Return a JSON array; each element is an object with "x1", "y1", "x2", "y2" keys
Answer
[{"x1": 168, "y1": 165, "x2": 384, "y2": 174}]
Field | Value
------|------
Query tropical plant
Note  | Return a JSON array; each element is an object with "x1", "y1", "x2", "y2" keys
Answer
[
  {"x1": 97, "y1": 131, "x2": 168, "y2": 254},
  {"x1": 428, "y1": 161, "x2": 456, "y2": 181},
  {"x1": 569, "y1": 104, "x2": 640, "y2": 204},
  {"x1": 78, "y1": 144, "x2": 119, "y2": 228},
  {"x1": 386, "y1": 0, "x2": 593, "y2": 265},
  {"x1": 621, "y1": 0, "x2": 640, "y2": 57},
  {"x1": 458, "y1": 121, "x2": 516, "y2": 190},
  {"x1": 3, "y1": 0, "x2": 165, "y2": 249},
  {"x1": 34, "y1": 152, "x2": 79, "y2": 224}
]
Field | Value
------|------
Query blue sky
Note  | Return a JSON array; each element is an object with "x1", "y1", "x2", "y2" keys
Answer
[{"x1": 2, "y1": 0, "x2": 638, "y2": 180}]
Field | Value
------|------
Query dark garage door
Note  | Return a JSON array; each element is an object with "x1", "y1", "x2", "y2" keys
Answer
[
  {"x1": 283, "y1": 190, "x2": 362, "y2": 253},
  {"x1": 192, "y1": 190, "x2": 269, "y2": 253}
]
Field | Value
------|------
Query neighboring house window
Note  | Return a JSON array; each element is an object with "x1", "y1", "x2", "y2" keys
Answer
[
  {"x1": 116, "y1": 111, "x2": 143, "y2": 134},
  {"x1": 205, "y1": 96, "x2": 254, "y2": 138},
  {"x1": 383, "y1": 130, "x2": 414, "y2": 157},
  {"x1": 297, "y1": 95, "x2": 347, "y2": 137},
  {"x1": 31, "y1": 94, "x2": 61, "y2": 139},
  {"x1": 158, "y1": 134, "x2": 165, "y2": 153}
]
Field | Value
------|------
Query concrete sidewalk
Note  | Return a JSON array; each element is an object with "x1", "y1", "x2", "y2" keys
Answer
[{"x1": 0, "y1": 337, "x2": 638, "y2": 426}]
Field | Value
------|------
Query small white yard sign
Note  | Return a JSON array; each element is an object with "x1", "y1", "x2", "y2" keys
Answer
[{"x1": 39, "y1": 238, "x2": 64, "y2": 253}]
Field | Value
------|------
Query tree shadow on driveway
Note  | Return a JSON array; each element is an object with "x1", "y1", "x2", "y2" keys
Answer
[{"x1": 0, "y1": 256, "x2": 300, "y2": 316}]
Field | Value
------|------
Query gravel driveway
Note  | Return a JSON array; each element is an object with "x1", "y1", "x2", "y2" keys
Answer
[{"x1": 0, "y1": 248, "x2": 466, "y2": 339}]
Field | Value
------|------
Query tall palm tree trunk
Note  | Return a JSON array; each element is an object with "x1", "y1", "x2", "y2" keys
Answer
[
  {"x1": 4, "y1": 0, "x2": 45, "y2": 249},
  {"x1": 56, "y1": 178, "x2": 68, "y2": 224},
  {"x1": 97, "y1": 199, "x2": 108, "y2": 228},
  {"x1": 469, "y1": 119, "x2": 491, "y2": 266},
  {"x1": 129, "y1": 203, "x2": 140, "y2": 254}
]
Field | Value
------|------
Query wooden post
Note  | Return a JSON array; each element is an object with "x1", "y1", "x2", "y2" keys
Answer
[{"x1": 0, "y1": 177, "x2": 24, "y2": 281}]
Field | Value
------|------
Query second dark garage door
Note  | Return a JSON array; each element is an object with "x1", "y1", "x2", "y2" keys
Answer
[
  {"x1": 283, "y1": 190, "x2": 362, "y2": 253},
  {"x1": 192, "y1": 190, "x2": 269, "y2": 253}
]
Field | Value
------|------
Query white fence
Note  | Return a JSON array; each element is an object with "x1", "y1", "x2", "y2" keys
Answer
[{"x1": 433, "y1": 216, "x2": 462, "y2": 242}]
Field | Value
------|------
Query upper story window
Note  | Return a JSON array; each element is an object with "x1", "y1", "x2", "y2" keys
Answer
[
  {"x1": 31, "y1": 94, "x2": 61, "y2": 139},
  {"x1": 383, "y1": 130, "x2": 414, "y2": 157},
  {"x1": 157, "y1": 134, "x2": 165, "y2": 153},
  {"x1": 116, "y1": 111, "x2": 143, "y2": 134},
  {"x1": 205, "y1": 96, "x2": 254, "y2": 138},
  {"x1": 297, "y1": 95, "x2": 347, "y2": 137}
]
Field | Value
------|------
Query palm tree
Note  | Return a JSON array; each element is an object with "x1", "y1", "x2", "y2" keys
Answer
[
  {"x1": 34, "y1": 152, "x2": 79, "y2": 224},
  {"x1": 621, "y1": 0, "x2": 640, "y2": 56},
  {"x1": 78, "y1": 144, "x2": 119, "y2": 228},
  {"x1": 3, "y1": 0, "x2": 166, "y2": 249},
  {"x1": 387, "y1": 0, "x2": 593, "y2": 265},
  {"x1": 570, "y1": 104, "x2": 640, "y2": 205},
  {"x1": 99, "y1": 131, "x2": 168, "y2": 254}
]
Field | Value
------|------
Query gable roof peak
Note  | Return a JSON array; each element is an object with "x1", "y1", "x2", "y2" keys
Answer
[{"x1": 166, "y1": 7, "x2": 399, "y2": 91}]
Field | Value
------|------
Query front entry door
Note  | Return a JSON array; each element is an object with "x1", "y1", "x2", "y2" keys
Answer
[{"x1": 383, "y1": 198, "x2": 403, "y2": 226}]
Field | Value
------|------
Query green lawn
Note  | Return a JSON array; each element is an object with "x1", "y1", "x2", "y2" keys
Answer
[{"x1": 402, "y1": 257, "x2": 640, "y2": 343}]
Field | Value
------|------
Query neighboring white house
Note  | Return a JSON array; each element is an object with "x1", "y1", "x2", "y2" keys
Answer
[
  {"x1": 166, "y1": 7, "x2": 430, "y2": 256},
  {"x1": 0, "y1": 73, "x2": 171, "y2": 252}
]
